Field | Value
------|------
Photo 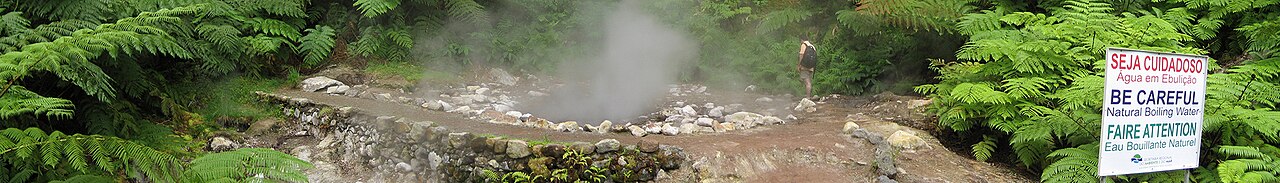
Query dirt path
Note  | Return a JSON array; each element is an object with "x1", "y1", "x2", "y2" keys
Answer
[{"x1": 280, "y1": 90, "x2": 1034, "y2": 182}]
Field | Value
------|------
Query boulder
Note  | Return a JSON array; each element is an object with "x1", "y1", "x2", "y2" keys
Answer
[
  {"x1": 724, "y1": 112, "x2": 764, "y2": 128},
  {"x1": 695, "y1": 118, "x2": 716, "y2": 127},
  {"x1": 506, "y1": 140, "x2": 531, "y2": 158},
  {"x1": 324, "y1": 85, "x2": 350, "y2": 94},
  {"x1": 559, "y1": 121, "x2": 579, "y2": 132},
  {"x1": 707, "y1": 107, "x2": 725, "y2": 118},
  {"x1": 629, "y1": 125, "x2": 647, "y2": 137},
  {"x1": 762, "y1": 116, "x2": 784, "y2": 125},
  {"x1": 489, "y1": 68, "x2": 519, "y2": 86},
  {"x1": 644, "y1": 123, "x2": 663, "y2": 134},
  {"x1": 424, "y1": 100, "x2": 444, "y2": 110},
  {"x1": 661, "y1": 124, "x2": 680, "y2": 136},
  {"x1": 475, "y1": 88, "x2": 490, "y2": 95},
  {"x1": 301, "y1": 76, "x2": 343, "y2": 92},
  {"x1": 679, "y1": 106, "x2": 698, "y2": 117},
  {"x1": 492, "y1": 104, "x2": 514, "y2": 113},
  {"x1": 595, "y1": 139, "x2": 621, "y2": 153},
  {"x1": 208, "y1": 137, "x2": 236, "y2": 151},
  {"x1": 570, "y1": 142, "x2": 595, "y2": 154},
  {"x1": 598, "y1": 120, "x2": 613, "y2": 133},
  {"x1": 887, "y1": 130, "x2": 926, "y2": 149},
  {"x1": 795, "y1": 98, "x2": 817, "y2": 112},
  {"x1": 505, "y1": 111, "x2": 523, "y2": 118},
  {"x1": 843, "y1": 122, "x2": 861, "y2": 133},
  {"x1": 679, "y1": 123, "x2": 697, "y2": 134}
]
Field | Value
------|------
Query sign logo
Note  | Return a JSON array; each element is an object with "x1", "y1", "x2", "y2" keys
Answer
[{"x1": 1131, "y1": 154, "x2": 1143, "y2": 164}]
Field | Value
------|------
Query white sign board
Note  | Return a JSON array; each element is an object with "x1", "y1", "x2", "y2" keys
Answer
[{"x1": 1099, "y1": 48, "x2": 1206, "y2": 176}]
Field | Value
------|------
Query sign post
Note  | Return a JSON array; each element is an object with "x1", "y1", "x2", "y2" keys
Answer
[{"x1": 1099, "y1": 48, "x2": 1206, "y2": 178}]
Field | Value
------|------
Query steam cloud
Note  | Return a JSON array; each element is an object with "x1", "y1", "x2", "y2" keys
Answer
[{"x1": 528, "y1": 0, "x2": 697, "y2": 124}]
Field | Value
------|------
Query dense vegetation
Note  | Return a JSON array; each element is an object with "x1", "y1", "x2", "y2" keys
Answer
[{"x1": 2, "y1": 0, "x2": 1278, "y2": 182}]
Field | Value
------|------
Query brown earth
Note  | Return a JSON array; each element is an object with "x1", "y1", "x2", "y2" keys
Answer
[{"x1": 274, "y1": 86, "x2": 1037, "y2": 182}]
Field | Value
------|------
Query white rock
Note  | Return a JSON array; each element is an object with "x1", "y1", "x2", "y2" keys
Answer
[
  {"x1": 209, "y1": 137, "x2": 236, "y2": 151},
  {"x1": 762, "y1": 116, "x2": 784, "y2": 125},
  {"x1": 787, "y1": 115, "x2": 798, "y2": 120},
  {"x1": 492, "y1": 104, "x2": 513, "y2": 112},
  {"x1": 645, "y1": 123, "x2": 663, "y2": 134},
  {"x1": 795, "y1": 98, "x2": 817, "y2": 112},
  {"x1": 462, "y1": 94, "x2": 487, "y2": 103},
  {"x1": 664, "y1": 115, "x2": 683, "y2": 123},
  {"x1": 324, "y1": 85, "x2": 350, "y2": 94},
  {"x1": 679, "y1": 123, "x2": 697, "y2": 134},
  {"x1": 703, "y1": 103, "x2": 715, "y2": 109},
  {"x1": 679, "y1": 106, "x2": 697, "y2": 117},
  {"x1": 662, "y1": 124, "x2": 680, "y2": 136},
  {"x1": 559, "y1": 121, "x2": 579, "y2": 132},
  {"x1": 707, "y1": 107, "x2": 725, "y2": 118},
  {"x1": 424, "y1": 100, "x2": 443, "y2": 110},
  {"x1": 908, "y1": 99, "x2": 933, "y2": 109},
  {"x1": 628, "y1": 126, "x2": 647, "y2": 137},
  {"x1": 466, "y1": 86, "x2": 481, "y2": 91},
  {"x1": 449, "y1": 106, "x2": 471, "y2": 114},
  {"x1": 887, "y1": 130, "x2": 926, "y2": 149},
  {"x1": 724, "y1": 112, "x2": 764, "y2": 128},
  {"x1": 842, "y1": 122, "x2": 861, "y2": 133},
  {"x1": 598, "y1": 120, "x2": 613, "y2": 133},
  {"x1": 695, "y1": 118, "x2": 716, "y2": 127},
  {"x1": 301, "y1": 76, "x2": 343, "y2": 92},
  {"x1": 475, "y1": 88, "x2": 490, "y2": 95},
  {"x1": 440, "y1": 101, "x2": 455, "y2": 111}
]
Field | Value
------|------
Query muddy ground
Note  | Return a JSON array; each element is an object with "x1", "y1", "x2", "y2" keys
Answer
[{"x1": 241, "y1": 68, "x2": 1037, "y2": 182}]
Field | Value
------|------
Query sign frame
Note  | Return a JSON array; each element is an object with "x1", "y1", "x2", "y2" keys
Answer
[{"x1": 1098, "y1": 47, "x2": 1207, "y2": 177}]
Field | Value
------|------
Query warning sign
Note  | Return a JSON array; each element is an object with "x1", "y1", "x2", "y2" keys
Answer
[{"x1": 1099, "y1": 48, "x2": 1206, "y2": 176}]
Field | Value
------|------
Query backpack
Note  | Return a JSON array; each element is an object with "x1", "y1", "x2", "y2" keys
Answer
[{"x1": 801, "y1": 43, "x2": 818, "y2": 68}]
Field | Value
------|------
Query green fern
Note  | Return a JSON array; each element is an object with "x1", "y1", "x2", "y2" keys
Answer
[
  {"x1": 355, "y1": 0, "x2": 401, "y2": 18},
  {"x1": 296, "y1": 25, "x2": 336, "y2": 67},
  {"x1": 181, "y1": 148, "x2": 314, "y2": 183},
  {"x1": 972, "y1": 135, "x2": 997, "y2": 161},
  {"x1": 1041, "y1": 143, "x2": 1098, "y2": 183},
  {"x1": 0, "y1": 128, "x2": 180, "y2": 182},
  {"x1": 756, "y1": 8, "x2": 812, "y2": 33}
]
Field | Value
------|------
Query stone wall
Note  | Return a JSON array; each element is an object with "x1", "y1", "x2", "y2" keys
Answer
[{"x1": 255, "y1": 92, "x2": 687, "y2": 182}]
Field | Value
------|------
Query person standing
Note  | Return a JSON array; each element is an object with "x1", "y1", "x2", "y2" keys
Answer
[{"x1": 797, "y1": 37, "x2": 818, "y2": 98}]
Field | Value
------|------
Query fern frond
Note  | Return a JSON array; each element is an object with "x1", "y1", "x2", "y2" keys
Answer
[
  {"x1": 448, "y1": 0, "x2": 490, "y2": 24},
  {"x1": 355, "y1": 0, "x2": 402, "y2": 18},
  {"x1": 245, "y1": 18, "x2": 301, "y2": 41},
  {"x1": 1041, "y1": 143, "x2": 1098, "y2": 183},
  {"x1": 0, "y1": 12, "x2": 30, "y2": 37},
  {"x1": 0, "y1": 128, "x2": 180, "y2": 182},
  {"x1": 297, "y1": 26, "x2": 337, "y2": 67},
  {"x1": 181, "y1": 148, "x2": 313, "y2": 183},
  {"x1": 972, "y1": 135, "x2": 998, "y2": 161},
  {"x1": 756, "y1": 8, "x2": 812, "y2": 33}
]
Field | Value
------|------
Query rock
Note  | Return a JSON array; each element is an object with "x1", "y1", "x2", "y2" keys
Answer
[
  {"x1": 755, "y1": 97, "x2": 774, "y2": 102},
  {"x1": 466, "y1": 85, "x2": 481, "y2": 91},
  {"x1": 644, "y1": 123, "x2": 663, "y2": 134},
  {"x1": 595, "y1": 139, "x2": 621, "y2": 153},
  {"x1": 878, "y1": 175, "x2": 898, "y2": 183},
  {"x1": 301, "y1": 76, "x2": 343, "y2": 92},
  {"x1": 679, "y1": 123, "x2": 697, "y2": 134},
  {"x1": 658, "y1": 108, "x2": 680, "y2": 118},
  {"x1": 428, "y1": 152, "x2": 442, "y2": 169},
  {"x1": 695, "y1": 118, "x2": 716, "y2": 127},
  {"x1": 629, "y1": 125, "x2": 647, "y2": 137},
  {"x1": 208, "y1": 137, "x2": 235, "y2": 151},
  {"x1": 424, "y1": 100, "x2": 443, "y2": 110},
  {"x1": 887, "y1": 130, "x2": 926, "y2": 149},
  {"x1": 570, "y1": 142, "x2": 595, "y2": 153},
  {"x1": 439, "y1": 101, "x2": 454, "y2": 111},
  {"x1": 711, "y1": 122, "x2": 727, "y2": 132},
  {"x1": 475, "y1": 88, "x2": 490, "y2": 95},
  {"x1": 699, "y1": 126, "x2": 715, "y2": 133},
  {"x1": 527, "y1": 91, "x2": 548, "y2": 97},
  {"x1": 679, "y1": 106, "x2": 698, "y2": 117},
  {"x1": 492, "y1": 104, "x2": 513, "y2": 112},
  {"x1": 324, "y1": 85, "x2": 350, "y2": 94},
  {"x1": 787, "y1": 115, "x2": 798, "y2": 120},
  {"x1": 507, "y1": 140, "x2": 531, "y2": 158},
  {"x1": 448, "y1": 106, "x2": 472, "y2": 114},
  {"x1": 461, "y1": 94, "x2": 487, "y2": 103},
  {"x1": 843, "y1": 122, "x2": 861, "y2": 133},
  {"x1": 762, "y1": 116, "x2": 784, "y2": 125},
  {"x1": 795, "y1": 98, "x2": 817, "y2": 112},
  {"x1": 662, "y1": 124, "x2": 680, "y2": 136},
  {"x1": 375, "y1": 93, "x2": 393, "y2": 101},
  {"x1": 396, "y1": 162, "x2": 413, "y2": 172},
  {"x1": 583, "y1": 124, "x2": 599, "y2": 132},
  {"x1": 559, "y1": 121, "x2": 579, "y2": 132},
  {"x1": 707, "y1": 107, "x2": 724, "y2": 118},
  {"x1": 724, "y1": 112, "x2": 764, "y2": 128},
  {"x1": 663, "y1": 115, "x2": 683, "y2": 123},
  {"x1": 907, "y1": 99, "x2": 933, "y2": 109},
  {"x1": 638, "y1": 139, "x2": 660, "y2": 153},
  {"x1": 693, "y1": 85, "x2": 707, "y2": 93},
  {"x1": 490, "y1": 68, "x2": 519, "y2": 86},
  {"x1": 598, "y1": 120, "x2": 613, "y2": 133}
]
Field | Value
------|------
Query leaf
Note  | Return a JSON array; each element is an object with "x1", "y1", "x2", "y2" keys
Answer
[
  {"x1": 972, "y1": 135, "x2": 998, "y2": 161},
  {"x1": 355, "y1": 0, "x2": 402, "y2": 18}
]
